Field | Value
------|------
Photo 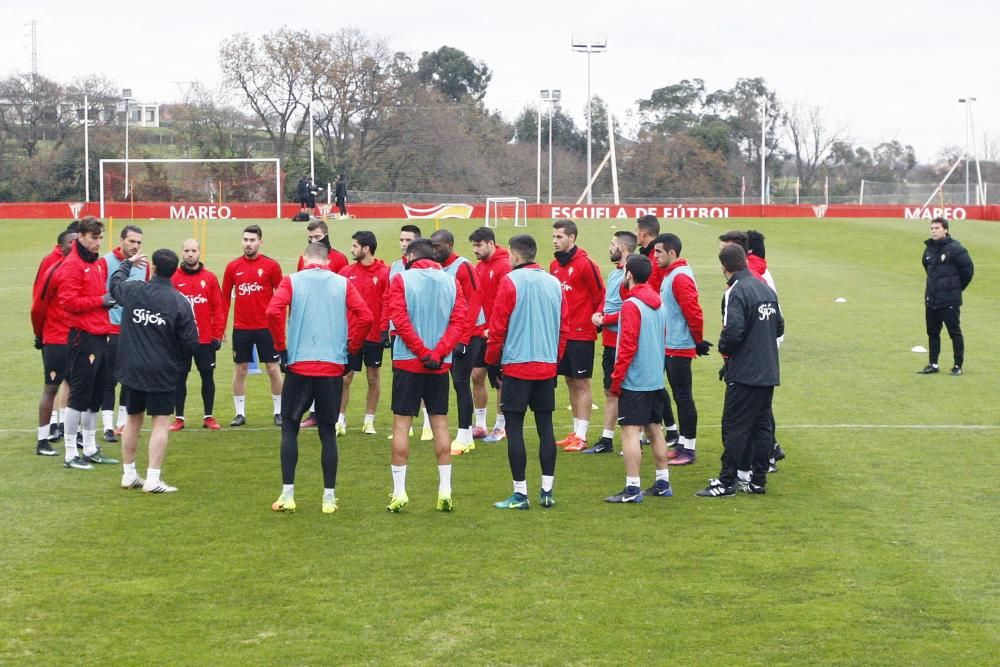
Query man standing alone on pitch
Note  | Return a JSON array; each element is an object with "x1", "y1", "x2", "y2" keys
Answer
[
  {"x1": 468, "y1": 226, "x2": 510, "y2": 443},
  {"x1": 919, "y1": 217, "x2": 974, "y2": 376},
  {"x1": 653, "y1": 233, "x2": 711, "y2": 466},
  {"x1": 337, "y1": 231, "x2": 390, "y2": 435},
  {"x1": 550, "y1": 219, "x2": 604, "y2": 451},
  {"x1": 430, "y1": 228, "x2": 484, "y2": 456},
  {"x1": 222, "y1": 225, "x2": 284, "y2": 427},
  {"x1": 605, "y1": 255, "x2": 674, "y2": 503},
  {"x1": 110, "y1": 248, "x2": 199, "y2": 493},
  {"x1": 697, "y1": 244, "x2": 783, "y2": 498},
  {"x1": 170, "y1": 239, "x2": 226, "y2": 431},
  {"x1": 487, "y1": 234, "x2": 569, "y2": 509},
  {"x1": 267, "y1": 242, "x2": 373, "y2": 514},
  {"x1": 385, "y1": 238, "x2": 467, "y2": 512}
]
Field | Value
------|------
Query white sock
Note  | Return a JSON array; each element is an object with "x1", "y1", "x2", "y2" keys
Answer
[
  {"x1": 495, "y1": 414, "x2": 505, "y2": 429},
  {"x1": 37, "y1": 425, "x2": 49, "y2": 441},
  {"x1": 572, "y1": 418, "x2": 580, "y2": 433},
  {"x1": 58, "y1": 407, "x2": 66, "y2": 423},
  {"x1": 281, "y1": 483, "x2": 294, "y2": 499},
  {"x1": 176, "y1": 416, "x2": 185, "y2": 422},
  {"x1": 422, "y1": 408, "x2": 431, "y2": 430},
  {"x1": 655, "y1": 468, "x2": 670, "y2": 482},
  {"x1": 457, "y1": 428, "x2": 472, "y2": 445},
  {"x1": 601, "y1": 428, "x2": 615, "y2": 440},
  {"x1": 101, "y1": 410, "x2": 114, "y2": 431},
  {"x1": 272, "y1": 394, "x2": 281, "y2": 415},
  {"x1": 541, "y1": 475, "x2": 554, "y2": 493},
  {"x1": 737, "y1": 470, "x2": 751, "y2": 481},
  {"x1": 82, "y1": 411, "x2": 97, "y2": 456},
  {"x1": 513, "y1": 480, "x2": 527, "y2": 495},
  {"x1": 63, "y1": 408, "x2": 81, "y2": 462},
  {"x1": 123, "y1": 462, "x2": 137, "y2": 478},
  {"x1": 391, "y1": 464, "x2": 407, "y2": 496},
  {"x1": 474, "y1": 408, "x2": 487, "y2": 429},
  {"x1": 146, "y1": 468, "x2": 161, "y2": 485},
  {"x1": 323, "y1": 488, "x2": 335, "y2": 501},
  {"x1": 364, "y1": 413, "x2": 375, "y2": 424},
  {"x1": 665, "y1": 422, "x2": 678, "y2": 432},
  {"x1": 574, "y1": 420, "x2": 589, "y2": 439},
  {"x1": 338, "y1": 413, "x2": 346, "y2": 426},
  {"x1": 310, "y1": 401, "x2": 316, "y2": 412},
  {"x1": 684, "y1": 437, "x2": 696, "y2": 451},
  {"x1": 234, "y1": 395, "x2": 246, "y2": 416},
  {"x1": 116, "y1": 405, "x2": 127, "y2": 428},
  {"x1": 627, "y1": 476, "x2": 641, "y2": 489},
  {"x1": 438, "y1": 464, "x2": 452, "y2": 495},
  {"x1": 50, "y1": 410, "x2": 58, "y2": 426}
]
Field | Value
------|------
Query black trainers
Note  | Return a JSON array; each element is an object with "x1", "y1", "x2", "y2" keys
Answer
[
  {"x1": 741, "y1": 482, "x2": 767, "y2": 495},
  {"x1": 950, "y1": 366, "x2": 962, "y2": 376},
  {"x1": 582, "y1": 438, "x2": 614, "y2": 455},
  {"x1": 230, "y1": 415, "x2": 246, "y2": 427},
  {"x1": 664, "y1": 428, "x2": 679, "y2": 446},
  {"x1": 604, "y1": 485, "x2": 644, "y2": 503},
  {"x1": 643, "y1": 480, "x2": 673, "y2": 497},
  {"x1": 917, "y1": 364, "x2": 939, "y2": 374},
  {"x1": 36, "y1": 440, "x2": 58, "y2": 456},
  {"x1": 273, "y1": 414, "x2": 283, "y2": 427},
  {"x1": 772, "y1": 443, "x2": 786, "y2": 461},
  {"x1": 103, "y1": 428, "x2": 118, "y2": 443},
  {"x1": 696, "y1": 479, "x2": 736, "y2": 498}
]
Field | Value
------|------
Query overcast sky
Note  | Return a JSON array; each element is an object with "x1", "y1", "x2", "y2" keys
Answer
[{"x1": 3, "y1": 0, "x2": 997, "y2": 165}]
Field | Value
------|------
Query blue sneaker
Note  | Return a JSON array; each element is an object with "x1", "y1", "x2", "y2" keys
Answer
[
  {"x1": 539, "y1": 490, "x2": 555, "y2": 508},
  {"x1": 643, "y1": 480, "x2": 673, "y2": 497},
  {"x1": 604, "y1": 485, "x2": 643, "y2": 503},
  {"x1": 494, "y1": 492, "x2": 530, "y2": 510}
]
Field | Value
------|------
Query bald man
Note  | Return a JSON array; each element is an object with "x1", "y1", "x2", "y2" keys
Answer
[{"x1": 170, "y1": 239, "x2": 226, "y2": 430}]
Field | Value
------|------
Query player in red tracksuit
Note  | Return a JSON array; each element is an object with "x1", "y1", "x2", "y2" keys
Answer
[
  {"x1": 170, "y1": 238, "x2": 226, "y2": 432},
  {"x1": 431, "y1": 228, "x2": 484, "y2": 455},
  {"x1": 636, "y1": 214, "x2": 667, "y2": 293},
  {"x1": 468, "y1": 226, "x2": 511, "y2": 442},
  {"x1": 221, "y1": 224, "x2": 284, "y2": 427},
  {"x1": 296, "y1": 219, "x2": 348, "y2": 273},
  {"x1": 549, "y1": 219, "x2": 605, "y2": 451},
  {"x1": 336, "y1": 230, "x2": 390, "y2": 435}
]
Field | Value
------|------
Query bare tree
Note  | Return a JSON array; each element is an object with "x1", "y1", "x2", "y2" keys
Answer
[{"x1": 784, "y1": 103, "x2": 846, "y2": 194}]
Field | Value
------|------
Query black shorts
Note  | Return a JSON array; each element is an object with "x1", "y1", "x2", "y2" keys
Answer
[
  {"x1": 500, "y1": 376, "x2": 555, "y2": 414},
  {"x1": 391, "y1": 369, "x2": 449, "y2": 417},
  {"x1": 617, "y1": 388, "x2": 667, "y2": 426},
  {"x1": 67, "y1": 329, "x2": 112, "y2": 413},
  {"x1": 42, "y1": 344, "x2": 69, "y2": 386},
  {"x1": 348, "y1": 341, "x2": 385, "y2": 372},
  {"x1": 601, "y1": 345, "x2": 616, "y2": 391},
  {"x1": 183, "y1": 343, "x2": 217, "y2": 375},
  {"x1": 281, "y1": 371, "x2": 343, "y2": 425},
  {"x1": 450, "y1": 336, "x2": 481, "y2": 382},
  {"x1": 557, "y1": 340, "x2": 595, "y2": 378},
  {"x1": 125, "y1": 386, "x2": 175, "y2": 417},
  {"x1": 232, "y1": 328, "x2": 279, "y2": 365},
  {"x1": 473, "y1": 339, "x2": 502, "y2": 388}
]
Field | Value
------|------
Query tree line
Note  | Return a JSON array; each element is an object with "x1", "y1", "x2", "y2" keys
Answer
[{"x1": 1, "y1": 27, "x2": 996, "y2": 204}]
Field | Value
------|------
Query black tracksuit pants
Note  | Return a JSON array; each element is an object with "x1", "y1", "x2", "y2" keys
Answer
[{"x1": 719, "y1": 382, "x2": 774, "y2": 487}]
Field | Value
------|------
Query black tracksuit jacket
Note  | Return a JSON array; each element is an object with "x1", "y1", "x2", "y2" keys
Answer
[{"x1": 718, "y1": 268, "x2": 784, "y2": 387}]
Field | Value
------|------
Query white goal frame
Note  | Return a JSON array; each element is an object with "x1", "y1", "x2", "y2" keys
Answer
[
  {"x1": 485, "y1": 197, "x2": 528, "y2": 228},
  {"x1": 99, "y1": 158, "x2": 282, "y2": 219}
]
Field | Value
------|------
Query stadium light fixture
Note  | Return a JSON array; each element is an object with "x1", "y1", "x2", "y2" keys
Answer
[
  {"x1": 572, "y1": 34, "x2": 606, "y2": 205},
  {"x1": 958, "y1": 97, "x2": 982, "y2": 205},
  {"x1": 541, "y1": 89, "x2": 561, "y2": 204},
  {"x1": 122, "y1": 88, "x2": 134, "y2": 198}
]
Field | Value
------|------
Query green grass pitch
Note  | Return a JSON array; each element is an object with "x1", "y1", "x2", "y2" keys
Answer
[{"x1": 1, "y1": 215, "x2": 998, "y2": 664}]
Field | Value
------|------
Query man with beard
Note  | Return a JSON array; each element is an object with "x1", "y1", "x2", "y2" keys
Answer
[
  {"x1": 468, "y1": 226, "x2": 510, "y2": 443},
  {"x1": 296, "y1": 220, "x2": 348, "y2": 273}
]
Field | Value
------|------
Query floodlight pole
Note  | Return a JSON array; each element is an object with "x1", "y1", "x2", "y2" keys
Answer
[
  {"x1": 83, "y1": 94, "x2": 90, "y2": 202},
  {"x1": 541, "y1": 89, "x2": 561, "y2": 205},
  {"x1": 122, "y1": 88, "x2": 134, "y2": 199},
  {"x1": 760, "y1": 97, "x2": 767, "y2": 205},
  {"x1": 536, "y1": 95, "x2": 543, "y2": 205},
  {"x1": 959, "y1": 97, "x2": 974, "y2": 204},
  {"x1": 572, "y1": 35, "x2": 606, "y2": 205},
  {"x1": 308, "y1": 101, "x2": 316, "y2": 184}
]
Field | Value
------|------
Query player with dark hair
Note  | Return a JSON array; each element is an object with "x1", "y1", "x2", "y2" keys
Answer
[
  {"x1": 296, "y1": 220, "x2": 348, "y2": 273},
  {"x1": 296, "y1": 175, "x2": 318, "y2": 216},
  {"x1": 170, "y1": 238, "x2": 226, "y2": 432},
  {"x1": 605, "y1": 254, "x2": 674, "y2": 502},
  {"x1": 267, "y1": 242, "x2": 373, "y2": 514},
  {"x1": 697, "y1": 244, "x2": 783, "y2": 498},
  {"x1": 57, "y1": 216, "x2": 120, "y2": 469},
  {"x1": 222, "y1": 225, "x2": 284, "y2": 427},
  {"x1": 335, "y1": 174, "x2": 348, "y2": 218},
  {"x1": 468, "y1": 226, "x2": 510, "y2": 442},
  {"x1": 110, "y1": 248, "x2": 199, "y2": 493},
  {"x1": 919, "y1": 217, "x2": 974, "y2": 376},
  {"x1": 99, "y1": 224, "x2": 149, "y2": 441},
  {"x1": 635, "y1": 214, "x2": 666, "y2": 292},
  {"x1": 550, "y1": 219, "x2": 605, "y2": 451},
  {"x1": 430, "y1": 228, "x2": 484, "y2": 456},
  {"x1": 487, "y1": 233, "x2": 569, "y2": 509},
  {"x1": 336, "y1": 230, "x2": 389, "y2": 435},
  {"x1": 385, "y1": 237, "x2": 467, "y2": 512},
  {"x1": 585, "y1": 230, "x2": 637, "y2": 455}
]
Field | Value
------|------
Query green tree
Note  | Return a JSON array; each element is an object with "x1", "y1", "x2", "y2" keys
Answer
[{"x1": 416, "y1": 46, "x2": 492, "y2": 102}]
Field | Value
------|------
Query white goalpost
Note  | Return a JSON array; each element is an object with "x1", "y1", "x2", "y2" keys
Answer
[
  {"x1": 99, "y1": 158, "x2": 282, "y2": 219},
  {"x1": 485, "y1": 197, "x2": 528, "y2": 228}
]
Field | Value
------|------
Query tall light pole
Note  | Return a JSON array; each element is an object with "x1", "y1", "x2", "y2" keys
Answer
[
  {"x1": 572, "y1": 34, "x2": 606, "y2": 205},
  {"x1": 958, "y1": 97, "x2": 979, "y2": 204},
  {"x1": 541, "y1": 89, "x2": 561, "y2": 204},
  {"x1": 760, "y1": 96, "x2": 767, "y2": 205},
  {"x1": 122, "y1": 88, "x2": 133, "y2": 198},
  {"x1": 536, "y1": 98, "x2": 543, "y2": 204},
  {"x1": 308, "y1": 101, "x2": 316, "y2": 185}
]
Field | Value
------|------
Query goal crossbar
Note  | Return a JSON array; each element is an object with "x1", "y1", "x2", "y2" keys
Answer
[
  {"x1": 99, "y1": 158, "x2": 281, "y2": 219},
  {"x1": 485, "y1": 197, "x2": 528, "y2": 228}
]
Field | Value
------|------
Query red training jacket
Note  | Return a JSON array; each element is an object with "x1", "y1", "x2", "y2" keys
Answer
[
  {"x1": 172, "y1": 263, "x2": 226, "y2": 344},
  {"x1": 58, "y1": 241, "x2": 112, "y2": 335},
  {"x1": 475, "y1": 245, "x2": 512, "y2": 331},
  {"x1": 338, "y1": 258, "x2": 390, "y2": 342},
  {"x1": 34, "y1": 245, "x2": 63, "y2": 290},
  {"x1": 297, "y1": 247, "x2": 348, "y2": 273},
  {"x1": 222, "y1": 253, "x2": 283, "y2": 330},
  {"x1": 31, "y1": 259, "x2": 71, "y2": 345},
  {"x1": 549, "y1": 246, "x2": 604, "y2": 342}
]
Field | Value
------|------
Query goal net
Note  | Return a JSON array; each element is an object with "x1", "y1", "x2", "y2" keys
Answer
[
  {"x1": 485, "y1": 197, "x2": 528, "y2": 228},
  {"x1": 99, "y1": 158, "x2": 281, "y2": 217}
]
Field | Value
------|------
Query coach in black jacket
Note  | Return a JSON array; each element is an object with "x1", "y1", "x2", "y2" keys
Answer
[
  {"x1": 109, "y1": 248, "x2": 198, "y2": 493},
  {"x1": 697, "y1": 244, "x2": 783, "y2": 498},
  {"x1": 919, "y1": 217, "x2": 974, "y2": 376}
]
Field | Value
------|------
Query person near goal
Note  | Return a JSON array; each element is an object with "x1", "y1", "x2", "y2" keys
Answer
[
  {"x1": 468, "y1": 226, "x2": 510, "y2": 443},
  {"x1": 267, "y1": 242, "x2": 373, "y2": 514},
  {"x1": 221, "y1": 225, "x2": 284, "y2": 427},
  {"x1": 110, "y1": 248, "x2": 199, "y2": 493},
  {"x1": 170, "y1": 238, "x2": 226, "y2": 432}
]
